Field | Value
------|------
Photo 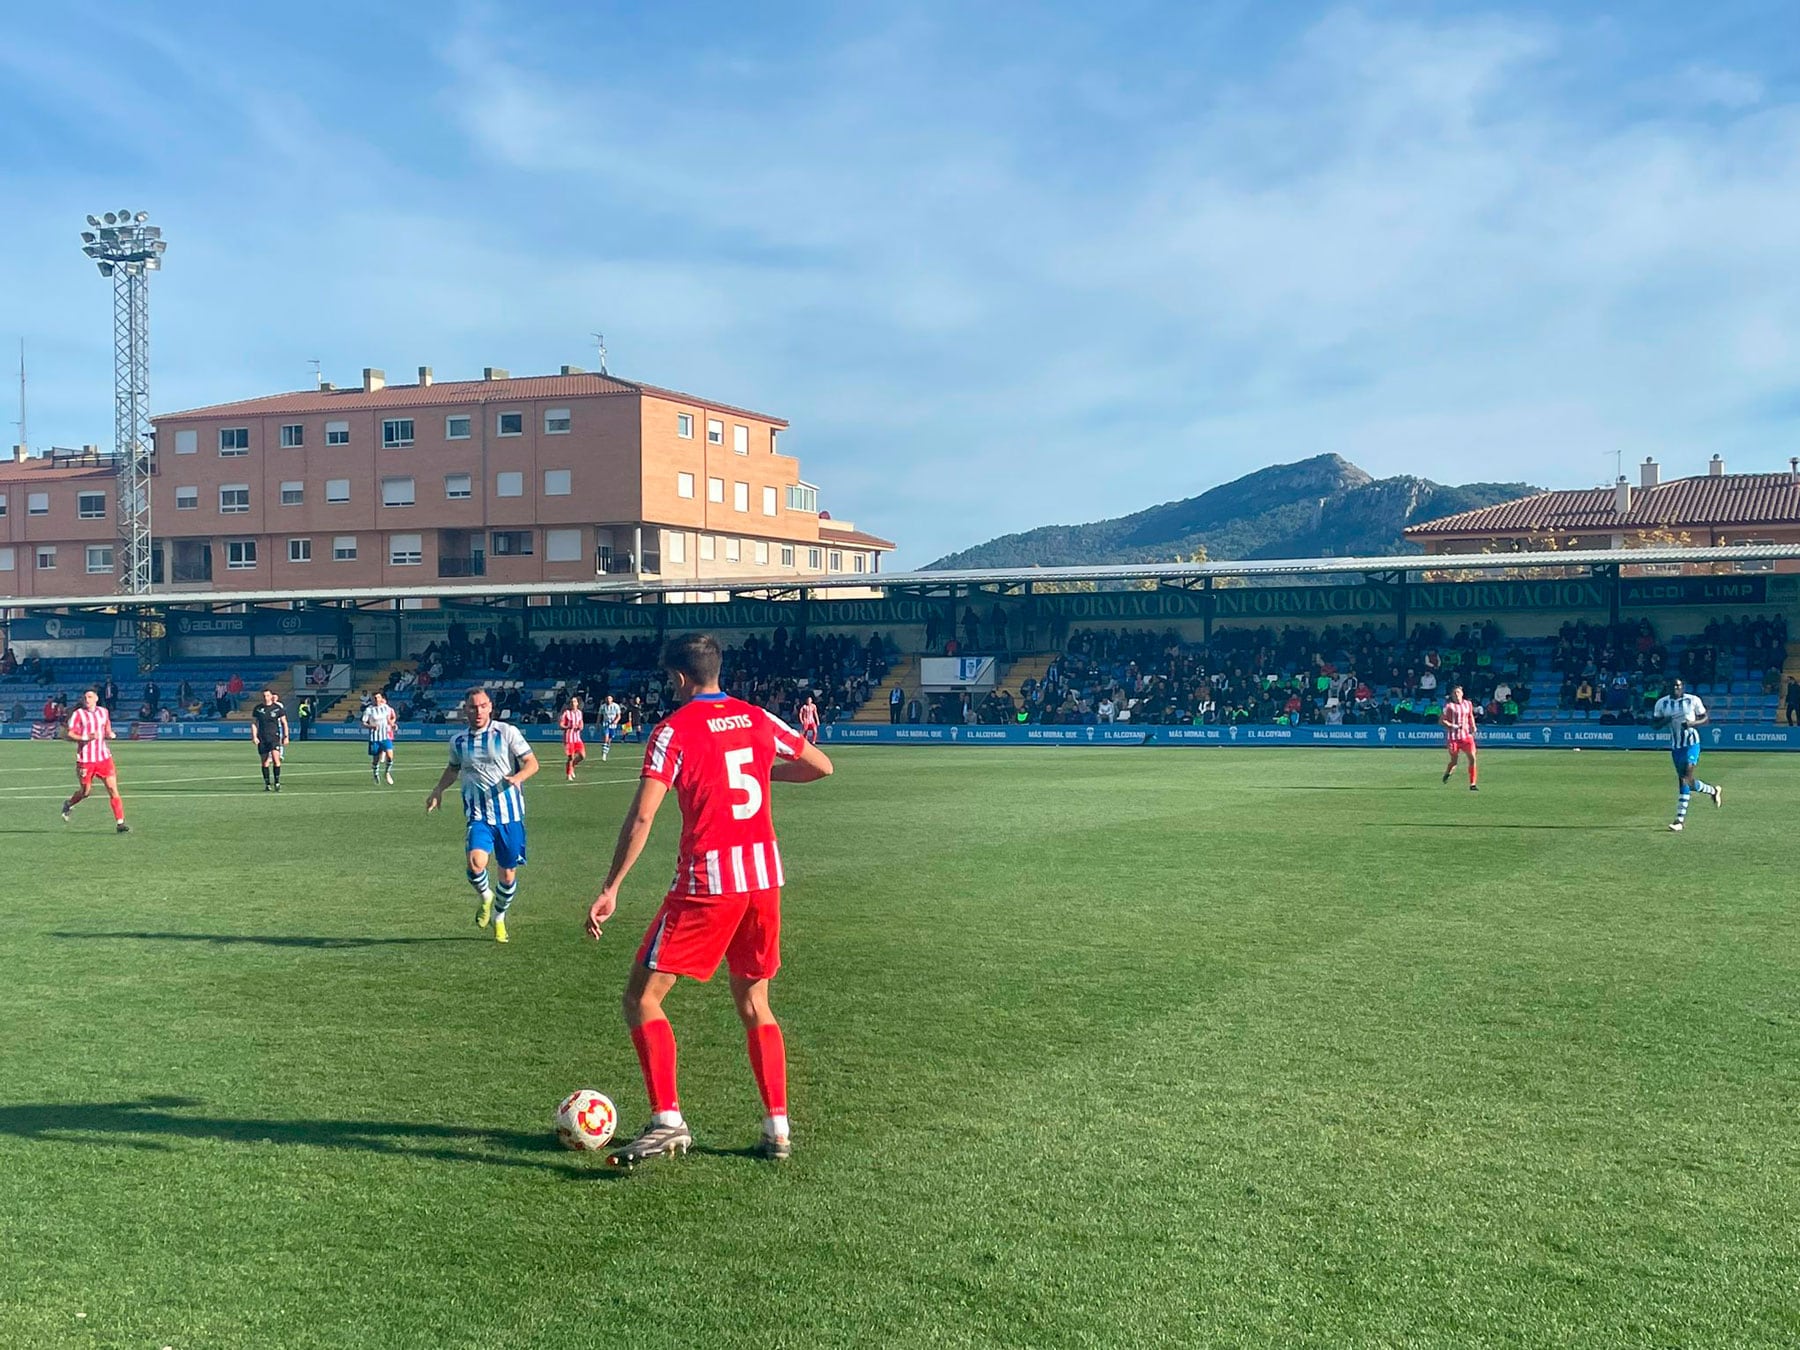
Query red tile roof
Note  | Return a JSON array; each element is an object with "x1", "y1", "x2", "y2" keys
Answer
[
  {"x1": 0, "y1": 457, "x2": 117, "y2": 485},
  {"x1": 1406, "y1": 473, "x2": 1800, "y2": 537},
  {"x1": 155, "y1": 373, "x2": 788, "y2": 427},
  {"x1": 819, "y1": 522, "x2": 896, "y2": 551}
]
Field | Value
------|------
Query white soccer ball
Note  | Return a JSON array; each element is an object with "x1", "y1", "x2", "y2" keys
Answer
[{"x1": 555, "y1": 1089, "x2": 618, "y2": 1152}]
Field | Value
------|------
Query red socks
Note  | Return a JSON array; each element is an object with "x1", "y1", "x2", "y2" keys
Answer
[
  {"x1": 629, "y1": 1019, "x2": 680, "y2": 1113},
  {"x1": 746, "y1": 1022, "x2": 788, "y2": 1115},
  {"x1": 108, "y1": 794, "x2": 124, "y2": 823}
]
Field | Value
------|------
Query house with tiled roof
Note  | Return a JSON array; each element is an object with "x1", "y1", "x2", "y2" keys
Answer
[{"x1": 1405, "y1": 455, "x2": 1800, "y2": 574}]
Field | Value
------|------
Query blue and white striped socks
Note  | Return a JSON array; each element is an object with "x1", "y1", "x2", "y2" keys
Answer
[
  {"x1": 468, "y1": 866, "x2": 490, "y2": 897},
  {"x1": 1675, "y1": 789, "x2": 1691, "y2": 825},
  {"x1": 495, "y1": 879, "x2": 517, "y2": 917}
]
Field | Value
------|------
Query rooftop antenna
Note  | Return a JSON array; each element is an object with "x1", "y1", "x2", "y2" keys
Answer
[
  {"x1": 308, "y1": 358, "x2": 322, "y2": 388},
  {"x1": 591, "y1": 332, "x2": 608, "y2": 375},
  {"x1": 1602, "y1": 447, "x2": 1623, "y2": 486},
  {"x1": 15, "y1": 338, "x2": 25, "y2": 456}
]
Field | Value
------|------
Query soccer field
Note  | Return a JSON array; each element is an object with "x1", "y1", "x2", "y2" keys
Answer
[{"x1": 3, "y1": 740, "x2": 1796, "y2": 1348}]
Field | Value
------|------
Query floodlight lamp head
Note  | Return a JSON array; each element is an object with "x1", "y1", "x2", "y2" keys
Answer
[
  {"x1": 116, "y1": 207, "x2": 130, "y2": 221},
  {"x1": 97, "y1": 262, "x2": 115, "y2": 277},
  {"x1": 81, "y1": 231, "x2": 96, "y2": 243},
  {"x1": 86, "y1": 214, "x2": 100, "y2": 226},
  {"x1": 103, "y1": 212, "x2": 117, "y2": 225},
  {"x1": 134, "y1": 211, "x2": 148, "y2": 223}
]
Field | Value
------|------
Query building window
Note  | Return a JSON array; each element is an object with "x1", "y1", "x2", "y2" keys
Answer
[
  {"x1": 677, "y1": 413, "x2": 694, "y2": 439},
  {"x1": 333, "y1": 536, "x2": 358, "y2": 561},
  {"x1": 497, "y1": 412, "x2": 523, "y2": 437},
  {"x1": 707, "y1": 418, "x2": 723, "y2": 445},
  {"x1": 381, "y1": 476, "x2": 416, "y2": 507},
  {"x1": 808, "y1": 547, "x2": 822, "y2": 570},
  {"x1": 220, "y1": 485, "x2": 251, "y2": 513},
  {"x1": 27, "y1": 492, "x2": 48, "y2": 515},
  {"x1": 543, "y1": 469, "x2": 571, "y2": 496},
  {"x1": 281, "y1": 424, "x2": 305, "y2": 448},
  {"x1": 176, "y1": 487, "x2": 198, "y2": 510},
  {"x1": 288, "y1": 537, "x2": 312, "y2": 563},
  {"x1": 175, "y1": 429, "x2": 197, "y2": 454},
  {"x1": 668, "y1": 532, "x2": 687, "y2": 564},
  {"x1": 326, "y1": 479, "x2": 350, "y2": 503},
  {"x1": 854, "y1": 553, "x2": 867, "y2": 573},
  {"x1": 496, "y1": 471, "x2": 524, "y2": 498},
  {"x1": 545, "y1": 528, "x2": 582, "y2": 562},
  {"x1": 86, "y1": 545, "x2": 113, "y2": 574},
  {"x1": 444, "y1": 473, "x2": 472, "y2": 500},
  {"x1": 36, "y1": 546, "x2": 56, "y2": 570},
  {"x1": 828, "y1": 550, "x2": 843, "y2": 572},
  {"x1": 382, "y1": 418, "x2": 415, "y2": 448},
  {"x1": 733, "y1": 482, "x2": 749, "y2": 513},
  {"x1": 762, "y1": 486, "x2": 777, "y2": 517},
  {"x1": 677, "y1": 472, "x2": 695, "y2": 499},
  {"x1": 733, "y1": 425, "x2": 748, "y2": 455},
  {"x1": 786, "y1": 483, "x2": 818, "y2": 513},
  {"x1": 725, "y1": 537, "x2": 741, "y2": 563},
  {"x1": 78, "y1": 492, "x2": 107, "y2": 519},
  {"x1": 699, "y1": 534, "x2": 716, "y2": 561},
  {"x1": 754, "y1": 540, "x2": 769, "y2": 565},
  {"x1": 219, "y1": 427, "x2": 249, "y2": 455},
  {"x1": 0, "y1": 493, "x2": 6, "y2": 516},
  {"x1": 544, "y1": 408, "x2": 571, "y2": 435},
  {"x1": 389, "y1": 533, "x2": 423, "y2": 566},
  {"x1": 325, "y1": 421, "x2": 350, "y2": 446},
  {"x1": 771, "y1": 430, "x2": 779, "y2": 455},
  {"x1": 280, "y1": 481, "x2": 304, "y2": 506},
  {"x1": 707, "y1": 476, "x2": 724, "y2": 503},
  {"x1": 0, "y1": 547, "x2": 13, "y2": 571},
  {"x1": 226, "y1": 539, "x2": 258, "y2": 570},
  {"x1": 780, "y1": 545, "x2": 794, "y2": 566},
  {"x1": 445, "y1": 415, "x2": 472, "y2": 440},
  {"x1": 491, "y1": 530, "x2": 533, "y2": 556}
]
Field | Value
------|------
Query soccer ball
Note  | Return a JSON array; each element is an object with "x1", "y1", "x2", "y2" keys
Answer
[{"x1": 554, "y1": 1089, "x2": 617, "y2": 1152}]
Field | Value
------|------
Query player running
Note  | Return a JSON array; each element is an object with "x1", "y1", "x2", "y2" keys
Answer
[
  {"x1": 599, "y1": 694, "x2": 623, "y2": 762},
  {"x1": 61, "y1": 688, "x2": 129, "y2": 833},
  {"x1": 559, "y1": 696, "x2": 587, "y2": 782},
  {"x1": 426, "y1": 689, "x2": 539, "y2": 943},
  {"x1": 1440, "y1": 683, "x2": 1478, "y2": 791},
  {"x1": 250, "y1": 688, "x2": 290, "y2": 792},
  {"x1": 587, "y1": 633, "x2": 834, "y2": 1168},
  {"x1": 796, "y1": 693, "x2": 821, "y2": 744},
  {"x1": 362, "y1": 691, "x2": 398, "y2": 785},
  {"x1": 1653, "y1": 677, "x2": 1721, "y2": 831}
]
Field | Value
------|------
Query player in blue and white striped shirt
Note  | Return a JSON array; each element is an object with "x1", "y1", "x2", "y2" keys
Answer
[
  {"x1": 1652, "y1": 679, "x2": 1722, "y2": 832},
  {"x1": 427, "y1": 689, "x2": 539, "y2": 941}
]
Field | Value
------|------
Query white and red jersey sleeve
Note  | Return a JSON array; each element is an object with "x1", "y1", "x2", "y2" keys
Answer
[
  {"x1": 643, "y1": 696, "x2": 803, "y2": 898},
  {"x1": 1443, "y1": 699, "x2": 1476, "y2": 740},
  {"x1": 67, "y1": 707, "x2": 113, "y2": 765}
]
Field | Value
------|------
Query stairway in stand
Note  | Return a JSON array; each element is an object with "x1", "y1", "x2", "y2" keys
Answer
[{"x1": 852, "y1": 655, "x2": 920, "y2": 722}]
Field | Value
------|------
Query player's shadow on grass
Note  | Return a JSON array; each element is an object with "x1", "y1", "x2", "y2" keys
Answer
[
  {"x1": 1388, "y1": 822, "x2": 1643, "y2": 830},
  {"x1": 0, "y1": 1096, "x2": 620, "y2": 1179},
  {"x1": 50, "y1": 931, "x2": 487, "y2": 949}
]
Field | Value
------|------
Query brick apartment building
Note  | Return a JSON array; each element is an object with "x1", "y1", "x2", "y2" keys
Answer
[
  {"x1": 1406, "y1": 455, "x2": 1800, "y2": 573},
  {"x1": 0, "y1": 367, "x2": 893, "y2": 599}
]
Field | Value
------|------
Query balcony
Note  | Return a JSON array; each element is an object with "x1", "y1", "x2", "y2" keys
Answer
[
  {"x1": 438, "y1": 556, "x2": 486, "y2": 578},
  {"x1": 598, "y1": 550, "x2": 660, "y2": 576}
]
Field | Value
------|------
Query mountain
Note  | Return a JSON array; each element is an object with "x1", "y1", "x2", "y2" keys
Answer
[{"x1": 926, "y1": 455, "x2": 1538, "y2": 569}]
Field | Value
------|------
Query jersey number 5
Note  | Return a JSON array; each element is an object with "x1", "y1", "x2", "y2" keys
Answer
[{"x1": 724, "y1": 747, "x2": 762, "y2": 821}]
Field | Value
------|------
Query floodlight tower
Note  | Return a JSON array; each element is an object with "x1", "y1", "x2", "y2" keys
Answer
[{"x1": 80, "y1": 209, "x2": 167, "y2": 595}]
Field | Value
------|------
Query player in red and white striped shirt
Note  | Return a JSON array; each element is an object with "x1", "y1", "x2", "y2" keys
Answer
[
  {"x1": 587, "y1": 633, "x2": 834, "y2": 1167},
  {"x1": 62, "y1": 689, "x2": 129, "y2": 831},
  {"x1": 796, "y1": 693, "x2": 821, "y2": 744},
  {"x1": 1440, "y1": 683, "x2": 1479, "y2": 791},
  {"x1": 559, "y1": 696, "x2": 586, "y2": 782}
]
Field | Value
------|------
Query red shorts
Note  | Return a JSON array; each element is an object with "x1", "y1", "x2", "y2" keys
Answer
[
  {"x1": 78, "y1": 757, "x2": 116, "y2": 788},
  {"x1": 564, "y1": 738, "x2": 584, "y2": 757},
  {"x1": 636, "y1": 888, "x2": 781, "y2": 982},
  {"x1": 1446, "y1": 737, "x2": 1476, "y2": 756}
]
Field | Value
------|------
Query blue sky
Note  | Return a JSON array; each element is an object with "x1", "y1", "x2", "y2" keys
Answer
[{"x1": 2, "y1": 1, "x2": 1797, "y2": 565}]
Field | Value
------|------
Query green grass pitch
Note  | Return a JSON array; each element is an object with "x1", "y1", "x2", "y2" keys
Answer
[{"x1": 2, "y1": 739, "x2": 1796, "y2": 1348}]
